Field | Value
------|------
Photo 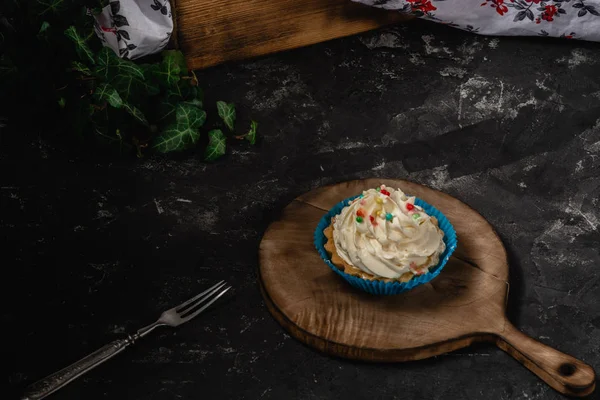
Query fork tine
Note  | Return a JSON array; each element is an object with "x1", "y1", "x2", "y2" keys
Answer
[
  {"x1": 180, "y1": 286, "x2": 231, "y2": 321},
  {"x1": 175, "y1": 280, "x2": 226, "y2": 312}
]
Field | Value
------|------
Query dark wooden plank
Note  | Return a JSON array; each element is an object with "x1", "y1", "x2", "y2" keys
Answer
[{"x1": 173, "y1": 0, "x2": 412, "y2": 70}]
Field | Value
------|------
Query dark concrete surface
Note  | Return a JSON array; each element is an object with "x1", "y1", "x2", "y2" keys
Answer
[{"x1": 3, "y1": 19, "x2": 600, "y2": 400}]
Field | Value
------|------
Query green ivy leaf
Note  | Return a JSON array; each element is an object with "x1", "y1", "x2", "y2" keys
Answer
[
  {"x1": 184, "y1": 99, "x2": 202, "y2": 108},
  {"x1": 95, "y1": 47, "x2": 144, "y2": 81},
  {"x1": 114, "y1": 72, "x2": 160, "y2": 101},
  {"x1": 190, "y1": 86, "x2": 204, "y2": 105},
  {"x1": 157, "y1": 98, "x2": 202, "y2": 123},
  {"x1": 95, "y1": 48, "x2": 158, "y2": 101},
  {"x1": 135, "y1": 65, "x2": 161, "y2": 98},
  {"x1": 38, "y1": 21, "x2": 50, "y2": 34},
  {"x1": 245, "y1": 120, "x2": 258, "y2": 145},
  {"x1": 72, "y1": 61, "x2": 92, "y2": 76},
  {"x1": 162, "y1": 50, "x2": 188, "y2": 75},
  {"x1": 153, "y1": 104, "x2": 206, "y2": 152},
  {"x1": 216, "y1": 101, "x2": 235, "y2": 131},
  {"x1": 64, "y1": 26, "x2": 95, "y2": 65},
  {"x1": 124, "y1": 103, "x2": 149, "y2": 126},
  {"x1": 152, "y1": 54, "x2": 181, "y2": 87},
  {"x1": 94, "y1": 83, "x2": 123, "y2": 108},
  {"x1": 157, "y1": 99, "x2": 178, "y2": 121},
  {"x1": 168, "y1": 80, "x2": 203, "y2": 103},
  {"x1": 204, "y1": 129, "x2": 226, "y2": 161},
  {"x1": 159, "y1": 82, "x2": 203, "y2": 121},
  {"x1": 38, "y1": 0, "x2": 66, "y2": 15}
]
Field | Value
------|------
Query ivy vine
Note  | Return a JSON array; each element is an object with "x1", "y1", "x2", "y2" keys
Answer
[{"x1": 0, "y1": 0, "x2": 256, "y2": 160}]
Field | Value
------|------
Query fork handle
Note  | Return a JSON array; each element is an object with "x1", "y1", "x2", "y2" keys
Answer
[{"x1": 21, "y1": 335, "x2": 138, "y2": 400}]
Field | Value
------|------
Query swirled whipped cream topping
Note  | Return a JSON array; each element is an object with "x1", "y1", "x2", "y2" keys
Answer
[{"x1": 332, "y1": 185, "x2": 446, "y2": 279}]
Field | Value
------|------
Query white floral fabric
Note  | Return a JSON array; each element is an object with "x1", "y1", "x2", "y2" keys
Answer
[
  {"x1": 351, "y1": 0, "x2": 600, "y2": 42},
  {"x1": 92, "y1": 0, "x2": 173, "y2": 59}
]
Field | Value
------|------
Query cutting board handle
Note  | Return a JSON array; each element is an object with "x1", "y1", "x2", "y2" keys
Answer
[{"x1": 495, "y1": 322, "x2": 596, "y2": 397}]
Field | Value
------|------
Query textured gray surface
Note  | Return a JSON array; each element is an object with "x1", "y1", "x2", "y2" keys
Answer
[{"x1": 3, "y1": 19, "x2": 600, "y2": 400}]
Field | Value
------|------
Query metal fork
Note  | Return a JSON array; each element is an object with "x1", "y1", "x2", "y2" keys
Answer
[{"x1": 22, "y1": 281, "x2": 231, "y2": 400}]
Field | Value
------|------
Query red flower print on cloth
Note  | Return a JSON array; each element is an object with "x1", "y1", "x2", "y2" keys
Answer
[
  {"x1": 479, "y1": 0, "x2": 596, "y2": 22},
  {"x1": 481, "y1": 0, "x2": 508, "y2": 16},
  {"x1": 495, "y1": 0, "x2": 508, "y2": 16},
  {"x1": 542, "y1": 5, "x2": 558, "y2": 21},
  {"x1": 101, "y1": 26, "x2": 117, "y2": 33},
  {"x1": 350, "y1": 0, "x2": 600, "y2": 43},
  {"x1": 406, "y1": 0, "x2": 437, "y2": 13}
]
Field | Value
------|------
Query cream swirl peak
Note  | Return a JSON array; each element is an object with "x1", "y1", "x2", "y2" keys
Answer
[{"x1": 331, "y1": 185, "x2": 446, "y2": 279}]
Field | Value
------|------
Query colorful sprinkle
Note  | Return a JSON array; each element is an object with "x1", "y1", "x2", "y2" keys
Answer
[
  {"x1": 375, "y1": 197, "x2": 383, "y2": 204},
  {"x1": 406, "y1": 203, "x2": 415, "y2": 211},
  {"x1": 375, "y1": 210, "x2": 382, "y2": 217},
  {"x1": 356, "y1": 216, "x2": 364, "y2": 223},
  {"x1": 412, "y1": 213, "x2": 420, "y2": 220},
  {"x1": 386, "y1": 213, "x2": 393, "y2": 221},
  {"x1": 369, "y1": 215, "x2": 377, "y2": 225},
  {"x1": 376, "y1": 187, "x2": 381, "y2": 192},
  {"x1": 356, "y1": 209, "x2": 366, "y2": 217},
  {"x1": 380, "y1": 189, "x2": 390, "y2": 196},
  {"x1": 410, "y1": 262, "x2": 427, "y2": 275},
  {"x1": 359, "y1": 194, "x2": 364, "y2": 198},
  {"x1": 360, "y1": 199, "x2": 366, "y2": 205}
]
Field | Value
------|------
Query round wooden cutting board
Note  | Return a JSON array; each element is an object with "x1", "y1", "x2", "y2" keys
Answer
[{"x1": 259, "y1": 179, "x2": 596, "y2": 397}]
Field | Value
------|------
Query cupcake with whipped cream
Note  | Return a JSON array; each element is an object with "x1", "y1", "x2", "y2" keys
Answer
[{"x1": 315, "y1": 184, "x2": 456, "y2": 295}]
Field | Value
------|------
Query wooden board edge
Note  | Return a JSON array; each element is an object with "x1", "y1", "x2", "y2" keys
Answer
[
  {"x1": 175, "y1": 2, "x2": 414, "y2": 70},
  {"x1": 169, "y1": 0, "x2": 181, "y2": 50},
  {"x1": 493, "y1": 326, "x2": 597, "y2": 397},
  {"x1": 183, "y1": 20, "x2": 400, "y2": 71},
  {"x1": 258, "y1": 268, "x2": 497, "y2": 362}
]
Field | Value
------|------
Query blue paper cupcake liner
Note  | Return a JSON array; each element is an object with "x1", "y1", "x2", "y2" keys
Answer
[{"x1": 314, "y1": 194, "x2": 457, "y2": 296}]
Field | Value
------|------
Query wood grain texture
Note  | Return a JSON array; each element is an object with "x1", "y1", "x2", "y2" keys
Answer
[
  {"x1": 259, "y1": 179, "x2": 596, "y2": 397},
  {"x1": 174, "y1": 0, "x2": 412, "y2": 70}
]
